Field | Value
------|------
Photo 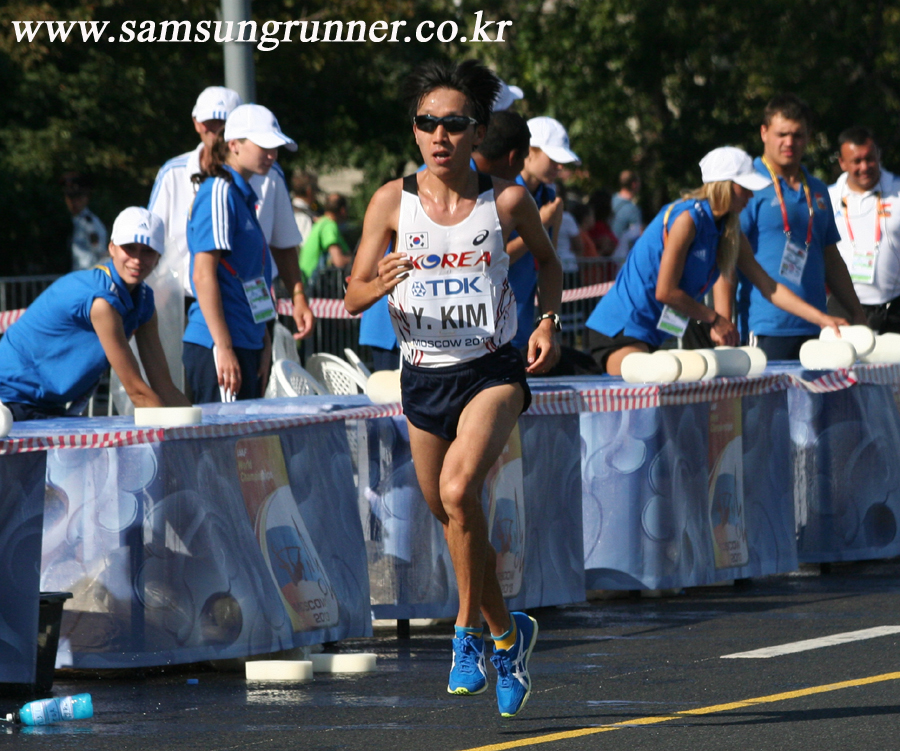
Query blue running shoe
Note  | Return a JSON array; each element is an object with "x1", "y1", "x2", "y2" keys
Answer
[
  {"x1": 448, "y1": 634, "x2": 487, "y2": 695},
  {"x1": 490, "y1": 612, "x2": 538, "y2": 717}
]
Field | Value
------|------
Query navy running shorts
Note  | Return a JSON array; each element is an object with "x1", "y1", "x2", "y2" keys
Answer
[{"x1": 400, "y1": 344, "x2": 532, "y2": 441}]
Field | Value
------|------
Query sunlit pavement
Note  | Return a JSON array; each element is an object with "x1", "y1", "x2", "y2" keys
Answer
[{"x1": 6, "y1": 559, "x2": 900, "y2": 751}]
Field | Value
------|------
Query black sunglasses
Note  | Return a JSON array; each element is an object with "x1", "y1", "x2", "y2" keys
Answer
[{"x1": 413, "y1": 115, "x2": 479, "y2": 133}]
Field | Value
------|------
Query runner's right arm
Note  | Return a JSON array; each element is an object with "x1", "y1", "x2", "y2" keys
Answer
[{"x1": 344, "y1": 181, "x2": 410, "y2": 315}]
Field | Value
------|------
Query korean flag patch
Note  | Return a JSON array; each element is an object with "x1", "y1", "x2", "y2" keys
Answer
[{"x1": 406, "y1": 232, "x2": 429, "y2": 250}]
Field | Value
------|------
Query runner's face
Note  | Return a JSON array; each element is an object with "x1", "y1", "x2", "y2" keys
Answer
[
  {"x1": 760, "y1": 115, "x2": 808, "y2": 169},
  {"x1": 839, "y1": 139, "x2": 881, "y2": 192},
  {"x1": 109, "y1": 242, "x2": 160, "y2": 290},
  {"x1": 414, "y1": 87, "x2": 483, "y2": 173}
]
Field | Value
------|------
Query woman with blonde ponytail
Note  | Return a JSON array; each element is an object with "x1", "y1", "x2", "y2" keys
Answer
[{"x1": 586, "y1": 146, "x2": 847, "y2": 375}]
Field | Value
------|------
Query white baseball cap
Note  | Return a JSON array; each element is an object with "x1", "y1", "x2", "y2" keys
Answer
[
  {"x1": 493, "y1": 80, "x2": 524, "y2": 112},
  {"x1": 528, "y1": 116, "x2": 580, "y2": 164},
  {"x1": 192, "y1": 86, "x2": 242, "y2": 123},
  {"x1": 110, "y1": 207, "x2": 165, "y2": 254},
  {"x1": 223, "y1": 104, "x2": 298, "y2": 152},
  {"x1": 699, "y1": 146, "x2": 772, "y2": 190}
]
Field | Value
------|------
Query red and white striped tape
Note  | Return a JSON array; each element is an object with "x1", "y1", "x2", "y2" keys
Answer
[
  {"x1": 786, "y1": 369, "x2": 858, "y2": 394},
  {"x1": 0, "y1": 402, "x2": 405, "y2": 456},
  {"x1": 2, "y1": 368, "x2": 894, "y2": 456},
  {"x1": 0, "y1": 309, "x2": 21, "y2": 334}
]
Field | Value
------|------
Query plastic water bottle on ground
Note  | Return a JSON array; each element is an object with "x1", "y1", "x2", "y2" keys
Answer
[{"x1": 5, "y1": 694, "x2": 93, "y2": 726}]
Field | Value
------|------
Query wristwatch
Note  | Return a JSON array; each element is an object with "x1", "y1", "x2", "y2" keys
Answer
[{"x1": 538, "y1": 312, "x2": 561, "y2": 331}]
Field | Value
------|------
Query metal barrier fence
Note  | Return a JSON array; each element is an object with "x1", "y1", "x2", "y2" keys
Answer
[{"x1": 0, "y1": 275, "x2": 60, "y2": 312}]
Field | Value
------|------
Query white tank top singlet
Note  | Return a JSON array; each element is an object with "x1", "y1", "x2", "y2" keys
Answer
[{"x1": 389, "y1": 172, "x2": 516, "y2": 367}]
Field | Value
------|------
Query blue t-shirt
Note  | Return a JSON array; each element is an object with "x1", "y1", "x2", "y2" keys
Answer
[
  {"x1": 184, "y1": 165, "x2": 272, "y2": 351},
  {"x1": 738, "y1": 158, "x2": 840, "y2": 337},
  {"x1": 508, "y1": 177, "x2": 556, "y2": 349},
  {"x1": 0, "y1": 262, "x2": 154, "y2": 408},
  {"x1": 586, "y1": 199, "x2": 721, "y2": 347}
]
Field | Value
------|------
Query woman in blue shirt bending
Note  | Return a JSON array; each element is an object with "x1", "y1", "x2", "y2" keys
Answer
[
  {"x1": 183, "y1": 104, "x2": 297, "y2": 402},
  {"x1": 586, "y1": 147, "x2": 846, "y2": 375},
  {"x1": 0, "y1": 207, "x2": 189, "y2": 420}
]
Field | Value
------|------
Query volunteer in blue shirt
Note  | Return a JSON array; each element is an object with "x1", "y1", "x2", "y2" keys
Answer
[
  {"x1": 586, "y1": 147, "x2": 847, "y2": 376},
  {"x1": 714, "y1": 94, "x2": 866, "y2": 360},
  {"x1": 507, "y1": 117, "x2": 575, "y2": 350},
  {"x1": 0, "y1": 207, "x2": 190, "y2": 420},
  {"x1": 183, "y1": 104, "x2": 297, "y2": 403}
]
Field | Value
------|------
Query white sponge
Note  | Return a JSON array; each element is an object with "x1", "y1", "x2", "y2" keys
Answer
[
  {"x1": 0, "y1": 402, "x2": 11, "y2": 439},
  {"x1": 245, "y1": 660, "x2": 313, "y2": 681},
  {"x1": 670, "y1": 350, "x2": 708, "y2": 382},
  {"x1": 620, "y1": 352, "x2": 681, "y2": 383},
  {"x1": 819, "y1": 325, "x2": 875, "y2": 357},
  {"x1": 134, "y1": 406, "x2": 202, "y2": 426},
  {"x1": 738, "y1": 346, "x2": 768, "y2": 377},
  {"x1": 694, "y1": 349, "x2": 720, "y2": 380},
  {"x1": 861, "y1": 333, "x2": 900, "y2": 364},
  {"x1": 799, "y1": 339, "x2": 857, "y2": 370},
  {"x1": 366, "y1": 370, "x2": 401, "y2": 404},
  {"x1": 310, "y1": 653, "x2": 377, "y2": 673},
  {"x1": 713, "y1": 347, "x2": 753, "y2": 377}
]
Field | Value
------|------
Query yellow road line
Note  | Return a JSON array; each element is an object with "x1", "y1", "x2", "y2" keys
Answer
[{"x1": 460, "y1": 671, "x2": 900, "y2": 751}]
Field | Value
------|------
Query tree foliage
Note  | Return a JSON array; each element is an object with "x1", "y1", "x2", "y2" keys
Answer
[{"x1": 2, "y1": 0, "x2": 900, "y2": 272}]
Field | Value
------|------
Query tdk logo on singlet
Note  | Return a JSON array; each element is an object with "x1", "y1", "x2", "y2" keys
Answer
[
  {"x1": 406, "y1": 233, "x2": 429, "y2": 250},
  {"x1": 410, "y1": 276, "x2": 483, "y2": 297}
]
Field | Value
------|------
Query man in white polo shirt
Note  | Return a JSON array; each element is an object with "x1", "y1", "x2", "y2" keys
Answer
[
  {"x1": 148, "y1": 86, "x2": 314, "y2": 338},
  {"x1": 829, "y1": 126, "x2": 900, "y2": 333}
]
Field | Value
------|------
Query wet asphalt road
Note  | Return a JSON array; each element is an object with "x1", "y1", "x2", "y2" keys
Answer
[{"x1": 4, "y1": 560, "x2": 900, "y2": 751}]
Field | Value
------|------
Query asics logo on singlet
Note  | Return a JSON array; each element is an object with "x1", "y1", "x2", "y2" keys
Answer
[
  {"x1": 410, "y1": 276, "x2": 483, "y2": 297},
  {"x1": 407, "y1": 251, "x2": 492, "y2": 269},
  {"x1": 406, "y1": 232, "x2": 429, "y2": 250},
  {"x1": 473, "y1": 230, "x2": 490, "y2": 246}
]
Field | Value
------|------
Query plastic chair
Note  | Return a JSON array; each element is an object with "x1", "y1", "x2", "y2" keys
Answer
[
  {"x1": 271, "y1": 359, "x2": 326, "y2": 397},
  {"x1": 343, "y1": 348, "x2": 372, "y2": 379},
  {"x1": 306, "y1": 353, "x2": 369, "y2": 395}
]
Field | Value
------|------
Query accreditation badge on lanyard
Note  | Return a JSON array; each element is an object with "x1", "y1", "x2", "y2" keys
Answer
[
  {"x1": 779, "y1": 237, "x2": 808, "y2": 286},
  {"x1": 220, "y1": 257, "x2": 277, "y2": 324},
  {"x1": 657, "y1": 305, "x2": 690, "y2": 337},
  {"x1": 843, "y1": 192, "x2": 882, "y2": 285},
  {"x1": 242, "y1": 276, "x2": 277, "y2": 323},
  {"x1": 763, "y1": 158, "x2": 814, "y2": 287}
]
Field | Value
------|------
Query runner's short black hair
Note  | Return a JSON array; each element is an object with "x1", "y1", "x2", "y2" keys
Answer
[
  {"x1": 404, "y1": 59, "x2": 501, "y2": 127},
  {"x1": 477, "y1": 111, "x2": 531, "y2": 161}
]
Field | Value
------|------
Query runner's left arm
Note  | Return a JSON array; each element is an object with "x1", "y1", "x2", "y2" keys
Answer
[{"x1": 506, "y1": 185, "x2": 563, "y2": 373}]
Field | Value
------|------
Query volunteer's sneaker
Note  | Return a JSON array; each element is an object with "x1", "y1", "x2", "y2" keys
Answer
[
  {"x1": 490, "y1": 612, "x2": 538, "y2": 717},
  {"x1": 448, "y1": 633, "x2": 487, "y2": 695}
]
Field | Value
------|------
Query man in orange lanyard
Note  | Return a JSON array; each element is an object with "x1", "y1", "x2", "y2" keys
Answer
[
  {"x1": 828, "y1": 127, "x2": 900, "y2": 334},
  {"x1": 714, "y1": 94, "x2": 866, "y2": 360}
]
